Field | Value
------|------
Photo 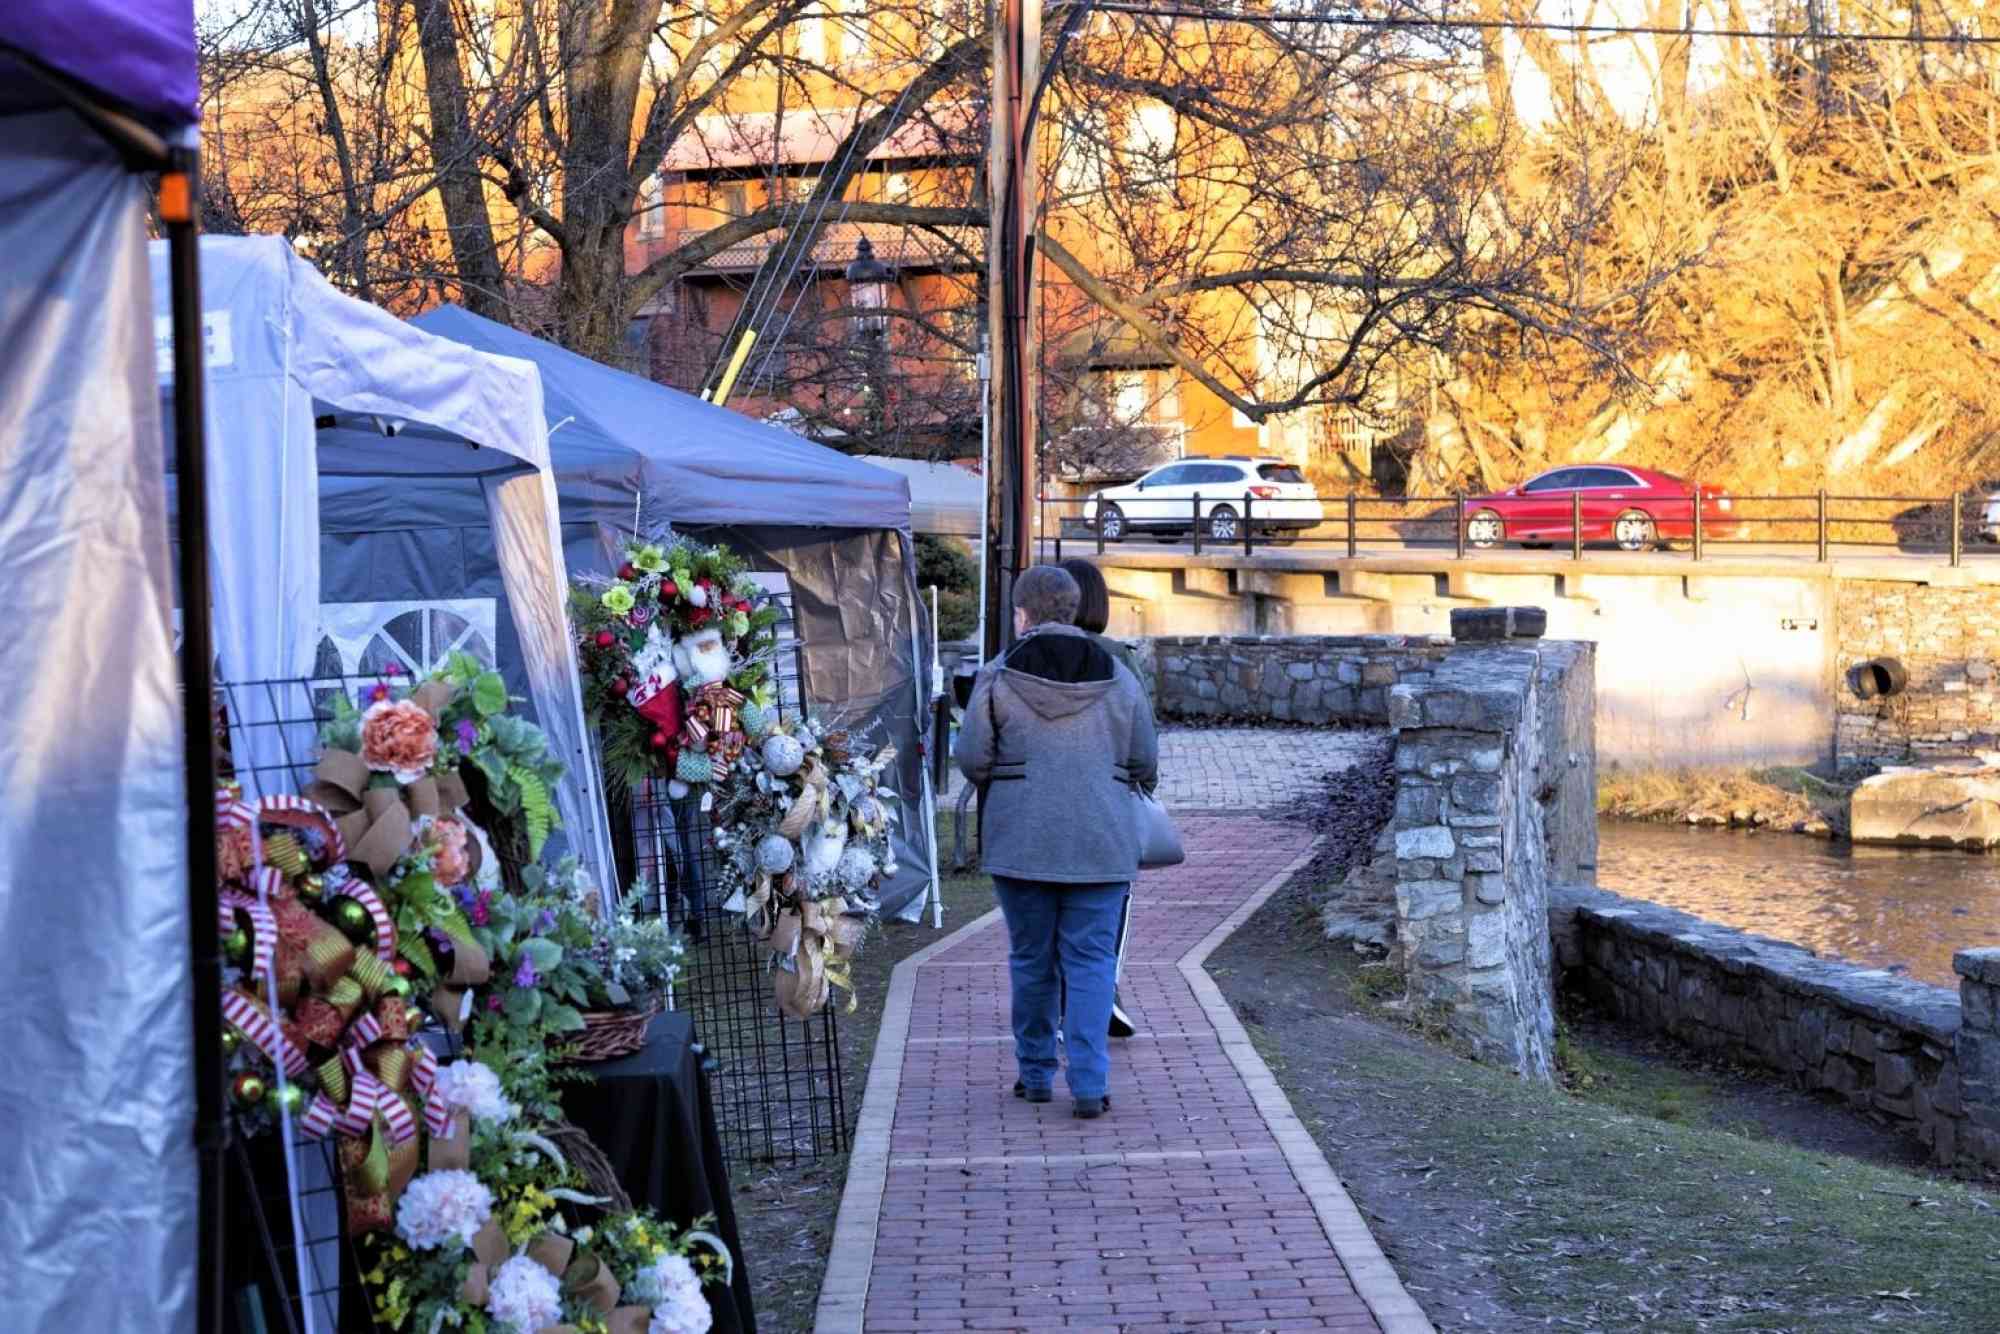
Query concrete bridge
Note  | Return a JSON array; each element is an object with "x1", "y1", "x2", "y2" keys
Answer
[{"x1": 1089, "y1": 548, "x2": 2000, "y2": 768}]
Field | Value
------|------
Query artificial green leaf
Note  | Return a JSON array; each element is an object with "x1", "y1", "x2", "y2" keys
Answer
[
  {"x1": 521, "y1": 937, "x2": 563, "y2": 971},
  {"x1": 503, "y1": 987, "x2": 542, "y2": 1025},
  {"x1": 543, "y1": 1003, "x2": 587, "y2": 1034},
  {"x1": 603, "y1": 980, "x2": 631, "y2": 1008},
  {"x1": 472, "y1": 671, "x2": 508, "y2": 717},
  {"x1": 519, "y1": 864, "x2": 545, "y2": 893}
]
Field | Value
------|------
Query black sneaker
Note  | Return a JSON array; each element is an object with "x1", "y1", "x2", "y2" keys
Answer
[
  {"x1": 1108, "y1": 1002, "x2": 1135, "y2": 1039},
  {"x1": 1072, "y1": 1094, "x2": 1112, "y2": 1119},
  {"x1": 1012, "y1": 1080, "x2": 1051, "y2": 1103}
]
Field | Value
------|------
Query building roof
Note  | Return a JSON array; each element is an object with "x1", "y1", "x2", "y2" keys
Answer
[
  {"x1": 684, "y1": 218, "x2": 980, "y2": 279},
  {"x1": 662, "y1": 100, "x2": 980, "y2": 174}
]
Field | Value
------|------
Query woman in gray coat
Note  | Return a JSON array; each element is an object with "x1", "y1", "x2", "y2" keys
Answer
[
  {"x1": 1061, "y1": 558, "x2": 1147, "y2": 1039},
  {"x1": 956, "y1": 564, "x2": 1158, "y2": 1118}
]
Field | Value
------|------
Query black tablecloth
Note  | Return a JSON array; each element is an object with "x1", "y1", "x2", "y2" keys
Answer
[{"x1": 563, "y1": 1012, "x2": 757, "y2": 1334}]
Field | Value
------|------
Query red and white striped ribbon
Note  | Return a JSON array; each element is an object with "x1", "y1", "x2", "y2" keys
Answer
[
  {"x1": 257, "y1": 792, "x2": 347, "y2": 866},
  {"x1": 408, "y1": 1046, "x2": 453, "y2": 1137},
  {"x1": 298, "y1": 1092, "x2": 340, "y2": 1138},
  {"x1": 218, "y1": 890, "x2": 278, "y2": 980},
  {"x1": 343, "y1": 881, "x2": 396, "y2": 961},
  {"x1": 221, "y1": 990, "x2": 308, "y2": 1078},
  {"x1": 337, "y1": 1071, "x2": 417, "y2": 1143}
]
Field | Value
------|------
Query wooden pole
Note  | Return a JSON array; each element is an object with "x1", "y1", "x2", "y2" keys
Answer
[{"x1": 984, "y1": 0, "x2": 1040, "y2": 658}]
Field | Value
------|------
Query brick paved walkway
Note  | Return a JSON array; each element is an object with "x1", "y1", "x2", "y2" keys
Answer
[{"x1": 819, "y1": 810, "x2": 1431, "y2": 1333}]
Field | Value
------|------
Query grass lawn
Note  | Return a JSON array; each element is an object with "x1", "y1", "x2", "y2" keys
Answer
[
  {"x1": 1210, "y1": 877, "x2": 2000, "y2": 1333},
  {"x1": 726, "y1": 812, "x2": 992, "y2": 1332}
]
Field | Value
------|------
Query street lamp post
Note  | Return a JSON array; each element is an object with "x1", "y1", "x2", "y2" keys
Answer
[{"x1": 845, "y1": 237, "x2": 897, "y2": 443}]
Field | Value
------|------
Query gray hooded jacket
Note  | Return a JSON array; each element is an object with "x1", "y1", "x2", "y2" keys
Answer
[{"x1": 955, "y1": 623, "x2": 1159, "y2": 885}]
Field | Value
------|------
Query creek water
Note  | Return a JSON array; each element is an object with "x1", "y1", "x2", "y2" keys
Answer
[{"x1": 1596, "y1": 821, "x2": 2000, "y2": 988}]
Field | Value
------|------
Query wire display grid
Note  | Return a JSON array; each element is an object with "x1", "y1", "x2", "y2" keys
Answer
[
  {"x1": 213, "y1": 673, "x2": 397, "y2": 1333},
  {"x1": 614, "y1": 586, "x2": 853, "y2": 1164}
]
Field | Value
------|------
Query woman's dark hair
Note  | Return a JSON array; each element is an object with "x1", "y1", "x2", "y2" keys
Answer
[{"x1": 1059, "y1": 558, "x2": 1111, "y2": 635}]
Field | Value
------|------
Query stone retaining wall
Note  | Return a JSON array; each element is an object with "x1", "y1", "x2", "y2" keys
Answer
[
  {"x1": 1154, "y1": 634, "x2": 1449, "y2": 725},
  {"x1": 1837, "y1": 579, "x2": 2000, "y2": 761},
  {"x1": 1553, "y1": 884, "x2": 2000, "y2": 1171},
  {"x1": 1156, "y1": 633, "x2": 1597, "y2": 1081}
]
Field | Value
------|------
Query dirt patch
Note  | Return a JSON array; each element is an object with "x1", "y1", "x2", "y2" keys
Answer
[{"x1": 1209, "y1": 857, "x2": 2000, "y2": 1331}]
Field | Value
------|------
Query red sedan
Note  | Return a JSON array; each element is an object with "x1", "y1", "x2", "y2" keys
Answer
[{"x1": 1460, "y1": 465, "x2": 1744, "y2": 551}]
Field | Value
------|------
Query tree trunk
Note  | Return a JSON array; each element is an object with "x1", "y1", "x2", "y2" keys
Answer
[{"x1": 410, "y1": 0, "x2": 511, "y2": 321}]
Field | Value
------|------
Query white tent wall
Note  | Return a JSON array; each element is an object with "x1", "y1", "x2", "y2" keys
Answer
[
  {"x1": 149, "y1": 236, "x2": 616, "y2": 901},
  {"x1": 0, "y1": 112, "x2": 194, "y2": 1329}
]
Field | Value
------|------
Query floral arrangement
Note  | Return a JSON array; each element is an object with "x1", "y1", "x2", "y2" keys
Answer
[
  {"x1": 360, "y1": 1064, "x2": 729, "y2": 1332},
  {"x1": 568, "y1": 872, "x2": 689, "y2": 1013},
  {"x1": 570, "y1": 533, "x2": 784, "y2": 799},
  {"x1": 713, "y1": 715, "x2": 898, "y2": 1018},
  {"x1": 215, "y1": 654, "x2": 730, "y2": 1331},
  {"x1": 322, "y1": 654, "x2": 566, "y2": 881}
]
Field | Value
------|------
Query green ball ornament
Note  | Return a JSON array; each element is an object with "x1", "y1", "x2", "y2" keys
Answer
[
  {"x1": 328, "y1": 896, "x2": 375, "y2": 944},
  {"x1": 222, "y1": 927, "x2": 250, "y2": 963},
  {"x1": 273, "y1": 1082, "x2": 306, "y2": 1115},
  {"x1": 219, "y1": 1027, "x2": 243, "y2": 1056},
  {"x1": 231, "y1": 1072, "x2": 267, "y2": 1107}
]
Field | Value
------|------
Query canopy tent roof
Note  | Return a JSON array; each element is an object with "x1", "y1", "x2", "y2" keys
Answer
[
  {"x1": 0, "y1": 1, "x2": 197, "y2": 130},
  {"x1": 410, "y1": 305, "x2": 913, "y2": 534},
  {"x1": 151, "y1": 236, "x2": 616, "y2": 902},
  {"x1": 854, "y1": 456, "x2": 984, "y2": 538}
]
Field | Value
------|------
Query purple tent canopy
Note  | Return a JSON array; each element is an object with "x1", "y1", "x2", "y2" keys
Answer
[{"x1": 0, "y1": 0, "x2": 198, "y2": 130}]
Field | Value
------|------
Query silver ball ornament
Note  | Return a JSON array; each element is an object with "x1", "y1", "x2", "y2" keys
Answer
[
  {"x1": 761, "y1": 733, "x2": 805, "y2": 777},
  {"x1": 835, "y1": 845, "x2": 878, "y2": 891},
  {"x1": 756, "y1": 834, "x2": 796, "y2": 875}
]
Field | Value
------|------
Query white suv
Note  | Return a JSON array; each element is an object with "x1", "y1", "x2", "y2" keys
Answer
[{"x1": 1081, "y1": 457, "x2": 1324, "y2": 543}]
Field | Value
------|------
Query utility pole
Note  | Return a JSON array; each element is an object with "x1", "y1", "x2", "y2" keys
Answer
[{"x1": 983, "y1": 0, "x2": 1040, "y2": 659}]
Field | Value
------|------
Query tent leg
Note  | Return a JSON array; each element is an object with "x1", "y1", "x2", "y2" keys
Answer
[{"x1": 166, "y1": 145, "x2": 225, "y2": 1334}]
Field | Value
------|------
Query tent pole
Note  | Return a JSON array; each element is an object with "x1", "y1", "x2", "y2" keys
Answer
[
  {"x1": 909, "y1": 576, "x2": 944, "y2": 926},
  {"x1": 166, "y1": 145, "x2": 225, "y2": 1334}
]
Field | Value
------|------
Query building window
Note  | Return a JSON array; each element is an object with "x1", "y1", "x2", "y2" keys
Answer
[
  {"x1": 1112, "y1": 370, "x2": 1151, "y2": 422},
  {"x1": 636, "y1": 173, "x2": 665, "y2": 239}
]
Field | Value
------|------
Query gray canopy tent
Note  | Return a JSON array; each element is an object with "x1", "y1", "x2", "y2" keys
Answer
[{"x1": 398, "y1": 306, "x2": 942, "y2": 921}]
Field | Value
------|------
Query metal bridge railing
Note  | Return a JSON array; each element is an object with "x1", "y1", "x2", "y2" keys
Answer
[{"x1": 1033, "y1": 488, "x2": 1983, "y2": 566}]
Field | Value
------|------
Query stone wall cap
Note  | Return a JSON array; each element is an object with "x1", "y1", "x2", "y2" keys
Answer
[
  {"x1": 1955, "y1": 948, "x2": 2000, "y2": 985},
  {"x1": 1579, "y1": 890, "x2": 1960, "y2": 1042}
]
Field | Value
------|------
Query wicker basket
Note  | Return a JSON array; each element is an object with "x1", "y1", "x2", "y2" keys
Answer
[{"x1": 564, "y1": 1000, "x2": 662, "y2": 1064}]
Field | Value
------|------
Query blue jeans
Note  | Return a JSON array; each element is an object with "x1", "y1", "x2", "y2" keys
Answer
[{"x1": 993, "y1": 877, "x2": 1129, "y2": 1099}]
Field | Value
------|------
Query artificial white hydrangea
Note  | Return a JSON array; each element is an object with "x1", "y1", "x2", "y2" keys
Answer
[
  {"x1": 642, "y1": 1253, "x2": 711, "y2": 1334},
  {"x1": 393, "y1": 1169, "x2": 493, "y2": 1251},
  {"x1": 433, "y1": 1058, "x2": 518, "y2": 1125},
  {"x1": 486, "y1": 1253, "x2": 564, "y2": 1333}
]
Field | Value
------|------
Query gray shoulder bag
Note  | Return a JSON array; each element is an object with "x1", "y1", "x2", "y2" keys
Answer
[{"x1": 1132, "y1": 781, "x2": 1184, "y2": 870}]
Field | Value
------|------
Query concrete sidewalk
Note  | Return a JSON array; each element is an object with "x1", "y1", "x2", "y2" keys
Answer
[{"x1": 817, "y1": 813, "x2": 1431, "y2": 1333}]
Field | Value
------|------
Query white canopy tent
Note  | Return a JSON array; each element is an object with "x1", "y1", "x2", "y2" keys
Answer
[
  {"x1": 151, "y1": 235, "x2": 615, "y2": 897},
  {"x1": 853, "y1": 456, "x2": 985, "y2": 537}
]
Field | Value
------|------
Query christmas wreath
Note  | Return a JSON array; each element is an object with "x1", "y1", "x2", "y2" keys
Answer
[
  {"x1": 214, "y1": 660, "x2": 734, "y2": 1332},
  {"x1": 570, "y1": 534, "x2": 784, "y2": 800},
  {"x1": 713, "y1": 716, "x2": 898, "y2": 1018}
]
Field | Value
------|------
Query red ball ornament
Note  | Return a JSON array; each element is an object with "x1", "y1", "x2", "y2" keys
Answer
[
  {"x1": 612, "y1": 677, "x2": 630, "y2": 696},
  {"x1": 595, "y1": 630, "x2": 614, "y2": 648},
  {"x1": 662, "y1": 581, "x2": 678, "y2": 597},
  {"x1": 393, "y1": 958, "x2": 412, "y2": 977},
  {"x1": 650, "y1": 731, "x2": 670, "y2": 750},
  {"x1": 619, "y1": 563, "x2": 636, "y2": 580}
]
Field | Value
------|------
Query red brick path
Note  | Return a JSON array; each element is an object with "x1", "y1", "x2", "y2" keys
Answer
[{"x1": 849, "y1": 817, "x2": 1391, "y2": 1333}]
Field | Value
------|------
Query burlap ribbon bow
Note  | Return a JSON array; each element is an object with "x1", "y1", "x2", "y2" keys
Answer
[
  {"x1": 458, "y1": 1220, "x2": 660, "y2": 1333},
  {"x1": 305, "y1": 682, "x2": 470, "y2": 878}
]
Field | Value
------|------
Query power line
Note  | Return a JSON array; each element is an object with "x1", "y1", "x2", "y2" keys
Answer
[{"x1": 1090, "y1": 1, "x2": 2000, "y2": 46}]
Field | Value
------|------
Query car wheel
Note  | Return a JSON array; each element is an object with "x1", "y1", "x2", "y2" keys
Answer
[
  {"x1": 1614, "y1": 509, "x2": 1656, "y2": 552},
  {"x1": 1097, "y1": 504, "x2": 1126, "y2": 542},
  {"x1": 1465, "y1": 508, "x2": 1505, "y2": 550},
  {"x1": 1205, "y1": 505, "x2": 1240, "y2": 542}
]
